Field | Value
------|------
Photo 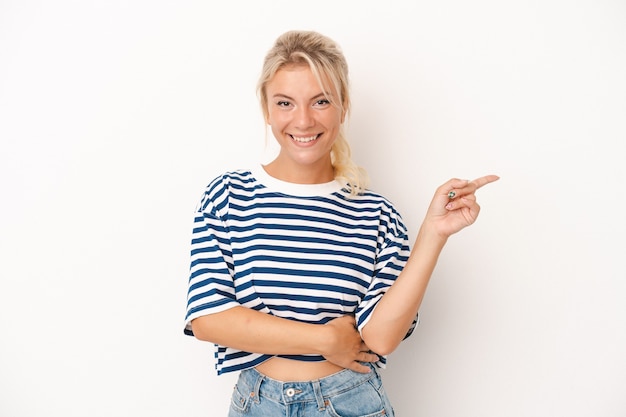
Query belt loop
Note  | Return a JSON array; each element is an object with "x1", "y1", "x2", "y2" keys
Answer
[
  {"x1": 312, "y1": 380, "x2": 325, "y2": 410},
  {"x1": 369, "y1": 362, "x2": 379, "y2": 378},
  {"x1": 251, "y1": 371, "x2": 264, "y2": 404}
]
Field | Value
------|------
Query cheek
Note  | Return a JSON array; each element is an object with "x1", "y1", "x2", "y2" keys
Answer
[
  {"x1": 326, "y1": 113, "x2": 343, "y2": 129},
  {"x1": 267, "y1": 111, "x2": 288, "y2": 128}
]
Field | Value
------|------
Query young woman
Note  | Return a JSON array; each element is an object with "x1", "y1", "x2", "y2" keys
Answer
[{"x1": 185, "y1": 30, "x2": 499, "y2": 417}]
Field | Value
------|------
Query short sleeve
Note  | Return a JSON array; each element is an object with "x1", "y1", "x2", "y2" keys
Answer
[
  {"x1": 354, "y1": 209, "x2": 418, "y2": 340},
  {"x1": 184, "y1": 189, "x2": 240, "y2": 336}
]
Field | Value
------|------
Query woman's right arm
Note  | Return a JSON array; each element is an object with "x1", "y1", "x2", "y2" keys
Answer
[{"x1": 191, "y1": 307, "x2": 377, "y2": 373}]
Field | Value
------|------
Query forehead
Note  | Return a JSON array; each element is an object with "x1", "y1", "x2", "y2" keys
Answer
[{"x1": 267, "y1": 64, "x2": 335, "y2": 96}]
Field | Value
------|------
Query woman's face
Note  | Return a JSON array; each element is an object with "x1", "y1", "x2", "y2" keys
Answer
[{"x1": 264, "y1": 65, "x2": 344, "y2": 183}]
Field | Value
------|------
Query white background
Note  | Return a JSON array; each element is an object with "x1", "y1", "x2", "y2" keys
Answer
[{"x1": 1, "y1": 1, "x2": 625, "y2": 416}]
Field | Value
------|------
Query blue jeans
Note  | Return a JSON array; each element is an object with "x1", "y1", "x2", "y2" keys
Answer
[{"x1": 228, "y1": 363, "x2": 395, "y2": 417}]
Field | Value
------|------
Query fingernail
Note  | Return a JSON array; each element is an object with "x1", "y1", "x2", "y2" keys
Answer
[{"x1": 445, "y1": 203, "x2": 453, "y2": 210}]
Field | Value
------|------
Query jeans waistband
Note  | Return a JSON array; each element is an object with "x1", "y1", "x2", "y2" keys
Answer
[{"x1": 237, "y1": 363, "x2": 380, "y2": 408}]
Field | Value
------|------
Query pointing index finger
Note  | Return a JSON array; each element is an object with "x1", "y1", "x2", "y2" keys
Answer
[{"x1": 470, "y1": 175, "x2": 500, "y2": 191}]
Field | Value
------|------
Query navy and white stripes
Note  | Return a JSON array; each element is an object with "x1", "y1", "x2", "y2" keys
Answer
[{"x1": 185, "y1": 167, "x2": 416, "y2": 375}]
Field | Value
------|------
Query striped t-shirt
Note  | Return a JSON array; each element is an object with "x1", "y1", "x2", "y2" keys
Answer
[{"x1": 184, "y1": 167, "x2": 417, "y2": 375}]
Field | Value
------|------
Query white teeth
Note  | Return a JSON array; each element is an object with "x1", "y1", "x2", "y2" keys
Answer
[{"x1": 291, "y1": 135, "x2": 318, "y2": 143}]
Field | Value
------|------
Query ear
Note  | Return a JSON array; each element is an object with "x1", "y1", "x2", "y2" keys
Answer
[
  {"x1": 340, "y1": 96, "x2": 349, "y2": 123},
  {"x1": 263, "y1": 109, "x2": 270, "y2": 125}
]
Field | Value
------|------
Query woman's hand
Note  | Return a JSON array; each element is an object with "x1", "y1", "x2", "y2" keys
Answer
[
  {"x1": 322, "y1": 315, "x2": 379, "y2": 374},
  {"x1": 424, "y1": 175, "x2": 500, "y2": 238}
]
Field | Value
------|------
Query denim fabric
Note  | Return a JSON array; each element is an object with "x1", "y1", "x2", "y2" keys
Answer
[{"x1": 228, "y1": 363, "x2": 394, "y2": 417}]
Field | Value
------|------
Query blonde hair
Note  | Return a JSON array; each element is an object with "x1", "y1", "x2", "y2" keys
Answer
[{"x1": 257, "y1": 30, "x2": 368, "y2": 195}]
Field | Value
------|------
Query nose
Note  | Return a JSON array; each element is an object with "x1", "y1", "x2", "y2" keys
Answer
[{"x1": 294, "y1": 106, "x2": 315, "y2": 129}]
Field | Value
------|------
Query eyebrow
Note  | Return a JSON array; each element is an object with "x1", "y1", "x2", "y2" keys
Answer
[{"x1": 272, "y1": 93, "x2": 330, "y2": 101}]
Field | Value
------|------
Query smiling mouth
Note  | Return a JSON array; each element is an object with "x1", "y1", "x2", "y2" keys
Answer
[{"x1": 290, "y1": 134, "x2": 320, "y2": 143}]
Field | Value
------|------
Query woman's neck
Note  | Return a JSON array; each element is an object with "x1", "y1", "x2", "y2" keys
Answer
[{"x1": 263, "y1": 159, "x2": 335, "y2": 184}]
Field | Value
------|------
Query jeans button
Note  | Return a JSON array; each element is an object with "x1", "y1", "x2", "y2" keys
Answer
[{"x1": 285, "y1": 388, "x2": 295, "y2": 397}]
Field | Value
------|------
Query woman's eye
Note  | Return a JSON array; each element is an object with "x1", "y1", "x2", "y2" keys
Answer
[
  {"x1": 315, "y1": 99, "x2": 330, "y2": 106},
  {"x1": 276, "y1": 101, "x2": 291, "y2": 107}
]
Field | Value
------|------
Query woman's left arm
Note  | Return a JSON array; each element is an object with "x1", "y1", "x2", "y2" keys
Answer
[{"x1": 361, "y1": 175, "x2": 500, "y2": 355}]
